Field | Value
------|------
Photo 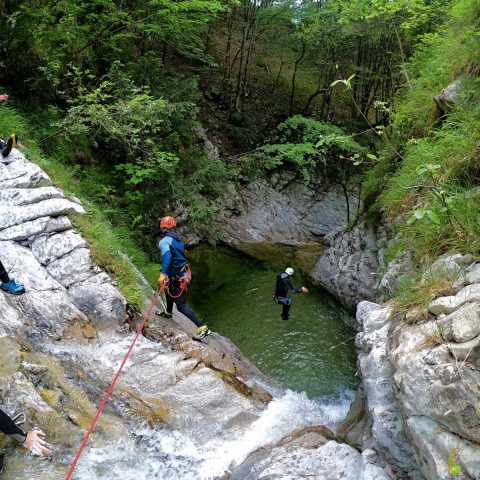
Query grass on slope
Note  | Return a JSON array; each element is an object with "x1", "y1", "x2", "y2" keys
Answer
[{"x1": 364, "y1": 0, "x2": 480, "y2": 269}]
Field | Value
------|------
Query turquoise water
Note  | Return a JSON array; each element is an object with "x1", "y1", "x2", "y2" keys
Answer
[{"x1": 189, "y1": 245, "x2": 358, "y2": 399}]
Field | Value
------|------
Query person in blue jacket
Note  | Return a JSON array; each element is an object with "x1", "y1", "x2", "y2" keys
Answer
[{"x1": 157, "y1": 215, "x2": 211, "y2": 339}]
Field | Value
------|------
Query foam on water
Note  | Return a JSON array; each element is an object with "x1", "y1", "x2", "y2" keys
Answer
[{"x1": 74, "y1": 388, "x2": 354, "y2": 479}]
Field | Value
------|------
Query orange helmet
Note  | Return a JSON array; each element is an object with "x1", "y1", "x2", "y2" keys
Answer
[{"x1": 160, "y1": 215, "x2": 177, "y2": 230}]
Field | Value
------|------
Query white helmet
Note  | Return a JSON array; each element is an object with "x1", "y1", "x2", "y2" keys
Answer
[{"x1": 285, "y1": 267, "x2": 294, "y2": 276}]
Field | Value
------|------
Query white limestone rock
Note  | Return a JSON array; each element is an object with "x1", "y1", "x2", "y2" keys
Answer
[
  {"x1": 68, "y1": 273, "x2": 127, "y2": 327},
  {"x1": 46, "y1": 248, "x2": 99, "y2": 287},
  {"x1": 0, "y1": 147, "x2": 24, "y2": 165},
  {"x1": 429, "y1": 284, "x2": 480, "y2": 315},
  {"x1": 391, "y1": 321, "x2": 480, "y2": 444},
  {"x1": 434, "y1": 79, "x2": 463, "y2": 114},
  {"x1": 466, "y1": 262, "x2": 480, "y2": 285},
  {"x1": 447, "y1": 335, "x2": 480, "y2": 368},
  {"x1": 440, "y1": 302, "x2": 480, "y2": 342},
  {"x1": 0, "y1": 240, "x2": 63, "y2": 292},
  {"x1": 0, "y1": 372, "x2": 55, "y2": 417},
  {"x1": 0, "y1": 198, "x2": 84, "y2": 231},
  {"x1": 0, "y1": 158, "x2": 51, "y2": 188},
  {"x1": 220, "y1": 175, "x2": 359, "y2": 244},
  {"x1": 355, "y1": 301, "x2": 418, "y2": 475},
  {"x1": 31, "y1": 230, "x2": 88, "y2": 265},
  {"x1": 0, "y1": 216, "x2": 72, "y2": 241},
  {"x1": 423, "y1": 254, "x2": 473, "y2": 292},
  {"x1": 0, "y1": 186, "x2": 64, "y2": 206},
  {"x1": 230, "y1": 440, "x2": 390, "y2": 480},
  {"x1": 314, "y1": 221, "x2": 383, "y2": 312},
  {"x1": 0, "y1": 294, "x2": 24, "y2": 335},
  {"x1": 13, "y1": 289, "x2": 88, "y2": 339}
]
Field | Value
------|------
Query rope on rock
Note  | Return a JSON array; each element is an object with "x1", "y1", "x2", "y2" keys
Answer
[{"x1": 65, "y1": 287, "x2": 164, "y2": 480}]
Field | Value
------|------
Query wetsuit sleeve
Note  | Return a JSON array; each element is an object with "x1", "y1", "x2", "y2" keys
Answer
[
  {"x1": 0, "y1": 409, "x2": 27, "y2": 443},
  {"x1": 159, "y1": 238, "x2": 172, "y2": 275},
  {"x1": 285, "y1": 277, "x2": 302, "y2": 294}
]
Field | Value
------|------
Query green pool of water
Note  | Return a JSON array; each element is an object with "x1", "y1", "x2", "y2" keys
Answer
[{"x1": 189, "y1": 245, "x2": 358, "y2": 399}]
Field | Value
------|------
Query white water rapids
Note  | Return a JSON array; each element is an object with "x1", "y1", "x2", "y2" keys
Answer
[
  {"x1": 74, "y1": 389, "x2": 354, "y2": 479},
  {"x1": 58, "y1": 332, "x2": 353, "y2": 479}
]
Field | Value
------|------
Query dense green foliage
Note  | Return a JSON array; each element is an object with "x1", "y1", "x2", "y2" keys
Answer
[
  {"x1": 364, "y1": 0, "x2": 480, "y2": 267},
  {"x1": 245, "y1": 116, "x2": 365, "y2": 181}
]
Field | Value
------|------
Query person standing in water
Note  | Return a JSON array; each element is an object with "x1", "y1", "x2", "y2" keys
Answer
[
  {"x1": 273, "y1": 267, "x2": 308, "y2": 320},
  {"x1": 157, "y1": 215, "x2": 211, "y2": 339}
]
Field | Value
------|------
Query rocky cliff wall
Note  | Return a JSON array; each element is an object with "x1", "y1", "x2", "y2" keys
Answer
[
  {"x1": 218, "y1": 172, "x2": 359, "y2": 245},
  {"x1": 311, "y1": 198, "x2": 480, "y2": 479},
  {"x1": 312, "y1": 216, "x2": 413, "y2": 312}
]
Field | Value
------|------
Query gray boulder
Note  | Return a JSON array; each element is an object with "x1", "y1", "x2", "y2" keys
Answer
[
  {"x1": 313, "y1": 221, "x2": 382, "y2": 311},
  {"x1": 31, "y1": 230, "x2": 88, "y2": 265},
  {"x1": 0, "y1": 158, "x2": 51, "y2": 188},
  {"x1": 434, "y1": 79, "x2": 463, "y2": 115}
]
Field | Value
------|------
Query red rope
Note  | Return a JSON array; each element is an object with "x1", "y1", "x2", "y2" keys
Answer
[{"x1": 65, "y1": 287, "x2": 164, "y2": 480}]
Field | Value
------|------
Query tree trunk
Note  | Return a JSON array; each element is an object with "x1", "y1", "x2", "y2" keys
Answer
[{"x1": 289, "y1": 39, "x2": 306, "y2": 116}]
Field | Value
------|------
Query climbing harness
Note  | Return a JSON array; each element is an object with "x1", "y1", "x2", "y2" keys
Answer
[
  {"x1": 271, "y1": 294, "x2": 292, "y2": 306},
  {"x1": 166, "y1": 264, "x2": 192, "y2": 300},
  {"x1": 65, "y1": 286, "x2": 164, "y2": 480}
]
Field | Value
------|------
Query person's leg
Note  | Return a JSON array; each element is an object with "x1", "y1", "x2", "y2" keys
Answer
[
  {"x1": 0, "y1": 259, "x2": 24, "y2": 295},
  {"x1": 174, "y1": 291, "x2": 203, "y2": 328},
  {"x1": 165, "y1": 290, "x2": 174, "y2": 314},
  {"x1": 280, "y1": 298, "x2": 291, "y2": 320},
  {"x1": 0, "y1": 260, "x2": 9, "y2": 283}
]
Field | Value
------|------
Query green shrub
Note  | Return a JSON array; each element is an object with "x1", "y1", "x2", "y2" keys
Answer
[{"x1": 244, "y1": 115, "x2": 366, "y2": 181}]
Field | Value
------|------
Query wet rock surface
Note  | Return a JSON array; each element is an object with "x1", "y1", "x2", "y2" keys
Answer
[{"x1": 227, "y1": 427, "x2": 390, "y2": 480}]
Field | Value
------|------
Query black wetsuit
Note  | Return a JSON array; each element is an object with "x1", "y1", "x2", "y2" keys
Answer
[
  {"x1": 0, "y1": 261, "x2": 9, "y2": 283},
  {"x1": 0, "y1": 409, "x2": 27, "y2": 443},
  {"x1": 274, "y1": 273, "x2": 301, "y2": 320}
]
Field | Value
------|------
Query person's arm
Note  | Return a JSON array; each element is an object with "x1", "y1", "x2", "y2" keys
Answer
[
  {"x1": 284, "y1": 277, "x2": 301, "y2": 294},
  {"x1": 159, "y1": 238, "x2": 172, "y2": 274},
  {"x1": 285, "y1": 277, "x2": 308, "y2": 294},
  {"x1": 0, "y1": 409, "x2": 27, "y2": 443},
  {"x1": 0, "y1": 409, "x2": 52, "y2": 456}
]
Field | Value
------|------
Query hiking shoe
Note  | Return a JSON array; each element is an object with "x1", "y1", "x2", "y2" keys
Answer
[
  {"x1": 0, "y1": 279, "x2": 25, "y2": 295},
  {"x1": 1, "y1": 134, "x2": 17, "y2": 158},
  {"x1": 196, "y1": 325, "x2": 211, "y2": 339},
  {"x1": 157, "y1": 311, "x2": 172, "y2": 318}
]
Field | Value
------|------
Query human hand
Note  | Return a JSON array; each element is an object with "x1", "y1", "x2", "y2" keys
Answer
[
  {"x1": 23, "y1": 430, "x2": 53, "y2": 456},
  {"x1": 0, "y1": 94, "x2": 8, "y2": 102},
  {"x1": 158, "y1": 273, "x2": 168, "y2": 287},
  {"x1": 301, "y1": 286, "x2": 309, "y2": 293}
]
